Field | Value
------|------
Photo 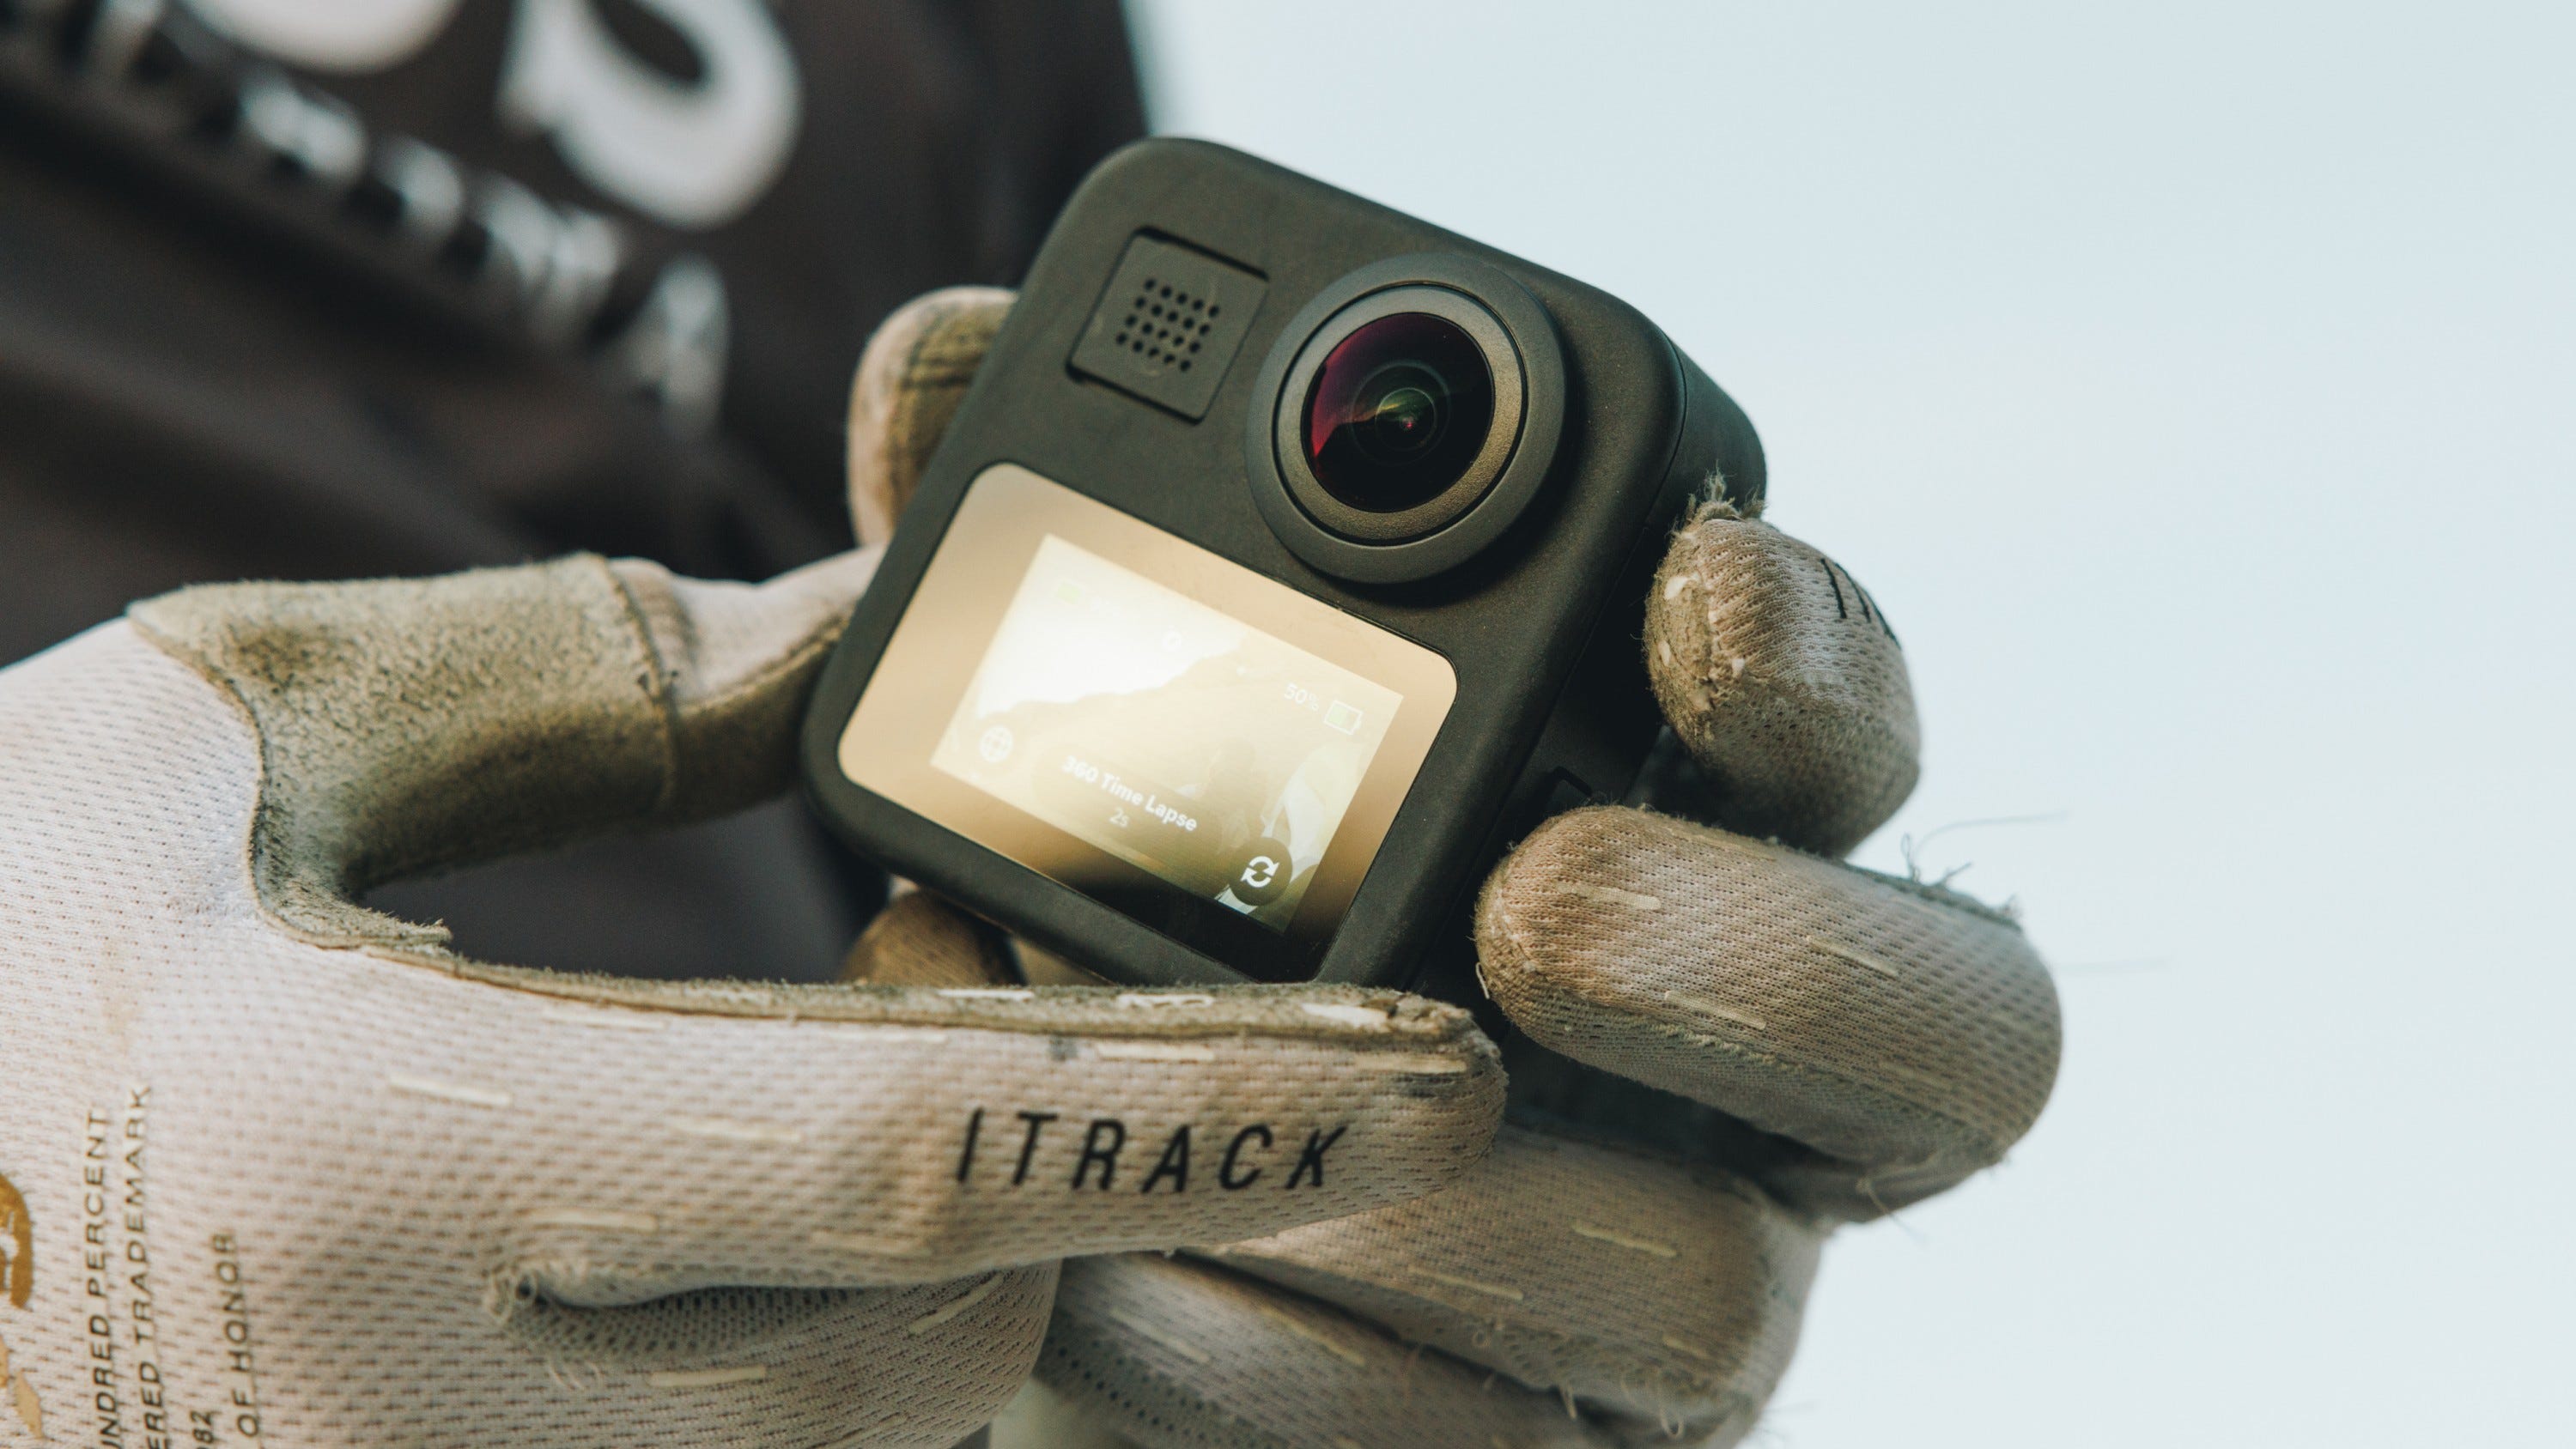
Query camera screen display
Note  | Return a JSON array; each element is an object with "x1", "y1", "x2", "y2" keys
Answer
[
  {"x1": 928, "y1": 537, "x2": 1402, "y2": 930},
  {"x1": 837, "y1": 464, "x2": 1455, "y2": 973}
]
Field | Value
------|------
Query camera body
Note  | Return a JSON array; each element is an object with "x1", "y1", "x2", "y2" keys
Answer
[{"x1": 802, "y1": 139, "x2": 1762, "y2": 991}]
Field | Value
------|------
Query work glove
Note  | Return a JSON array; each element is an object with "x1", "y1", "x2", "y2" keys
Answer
[
  {"x1": 845, "y1": 294, "x2": 2066, "y2": 1448},
  {"x1": 0, "y1": 294, "x2": 1504, "y2": 1448}
]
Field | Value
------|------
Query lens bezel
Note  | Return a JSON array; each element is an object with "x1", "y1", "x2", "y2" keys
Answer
[
  {"x1": 1281, "y1": 290, "x2": 1520, "y2": 540},
  {"x1": 1244, "y1": 254, "x2": 1565, "y2": 584}
]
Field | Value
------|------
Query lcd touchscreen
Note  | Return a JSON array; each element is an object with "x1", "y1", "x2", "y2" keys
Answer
[
  {"x1": 836, "y1": 463, "x2": 1455, "y2": 975},
  {"x1": 929, "y1": 536, "x2": 1402, "y2": 930}
]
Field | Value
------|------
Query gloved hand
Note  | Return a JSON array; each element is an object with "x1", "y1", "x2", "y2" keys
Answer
[
  {"x1": 860, "y1": 299, "x2": 2063, "y2": 1444},
  {"x1": 0, "y1": 295, "x2": 1504, "y2": 1448}
]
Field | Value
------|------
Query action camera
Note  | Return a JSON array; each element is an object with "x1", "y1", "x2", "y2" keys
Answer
[{"x1": 802, "y1": 140, "x2": 1762, "y2": 991}]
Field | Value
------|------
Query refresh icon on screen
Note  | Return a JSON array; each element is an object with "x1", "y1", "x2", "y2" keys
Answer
[{"x1": 1230, "y1": 838, "x2": 1293, "y2": 906}]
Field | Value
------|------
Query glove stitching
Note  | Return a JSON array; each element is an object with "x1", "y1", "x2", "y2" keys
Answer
[
  {"x1": 596, "y1": 558, "x2": 688, "y2": 819},
  {"x1": 440, "y1": 954, "x2": 1503, "y2": 1046}
]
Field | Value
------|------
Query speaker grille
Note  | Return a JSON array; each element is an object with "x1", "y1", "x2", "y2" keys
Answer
[{"x1": 1069, "y1": 233, "x2": 1267, "y2": 421}]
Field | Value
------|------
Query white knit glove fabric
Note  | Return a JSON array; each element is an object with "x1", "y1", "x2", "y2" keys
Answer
[
  {"x1": 848, "y1": 296, "x2": 2066, "y2": 1449},
  {"x1": 0, "y1": 294, "x2": 1504, "y2": 1448}
]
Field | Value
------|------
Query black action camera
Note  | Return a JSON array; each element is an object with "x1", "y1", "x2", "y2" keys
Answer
[{"x1": 802, "y1": 140, "x2": 1762, "y2": 991}]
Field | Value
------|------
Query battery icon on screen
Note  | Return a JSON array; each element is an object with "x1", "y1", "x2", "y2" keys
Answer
[{"x1": 1324, "y1": 700, "x2": 1364, "y2": 735}]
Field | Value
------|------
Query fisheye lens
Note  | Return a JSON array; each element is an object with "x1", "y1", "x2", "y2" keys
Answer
[{"x1": 1302, "y1": 312, "x2": 1495, "y2": 513}]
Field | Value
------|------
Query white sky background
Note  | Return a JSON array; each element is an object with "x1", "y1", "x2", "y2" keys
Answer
[{"x1": 1127, "y1": 3, "x2": 2574, "y2": 1443}]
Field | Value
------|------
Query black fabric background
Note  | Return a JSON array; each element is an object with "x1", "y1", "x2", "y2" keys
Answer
[{"x1": 0, "y1": 0, "x2": 1145, "y2": 983}]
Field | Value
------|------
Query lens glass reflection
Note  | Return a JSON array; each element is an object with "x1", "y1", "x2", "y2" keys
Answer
[{"x1": 1302, "y1": 312, "x2": 1496, "y2": 513}]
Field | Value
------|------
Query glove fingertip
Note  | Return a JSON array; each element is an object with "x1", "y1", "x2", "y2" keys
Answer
[
  {"x1": 839, "y1": 889, "x2": 1019, "y2": 989},
  {"x1": 1644, "y1": 516, "x2": 1919, "y2": 857},
  {"x1": 848, "y1": 287, "x2": 1017, "y2": 548}
]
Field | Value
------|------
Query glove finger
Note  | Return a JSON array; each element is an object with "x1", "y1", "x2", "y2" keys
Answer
[
  {"x1": 839, "y1": 888, "x2": 1020, "y2": 989},
  {"x1": 124, "y1": 283, "x2": 1015, "y2": 955},
  {"x1": 337, "y1": 958, "x2": 1499, "y2": 1304},
  {"x1": 1478, "y1": 806, "x2": 2059, "y2": 1217},
  {"x1": 478, "y1": 1269, "x2": 1054, "y2": 1448},
  {"x1": 1644, "y1": 507, "x2": 1917, "y2": 857},
  {"x1": 1191, "y1": 1125, "x2": 1820, "y2": 1439},
  {"x1": 1037, "y1": 1254, "x2": 1629, "y2": 1449},
  {"x1": 125, "y1": 549, "x2": 871, "y2": 950},
  {"x1": 847, "y1": 286, "x2": 1015, "y2": 548}
]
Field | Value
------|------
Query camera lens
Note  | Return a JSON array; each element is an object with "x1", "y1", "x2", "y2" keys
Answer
[
  {"x1": 1300, "y1": 312, "x2": 1497, "y2": 514},
  {"x1": 1249, "y1": 260, "x2": 1563, "y2": 581}
]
